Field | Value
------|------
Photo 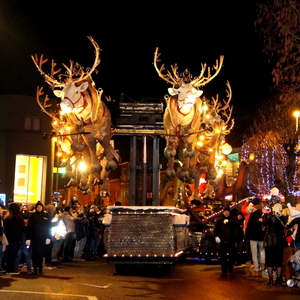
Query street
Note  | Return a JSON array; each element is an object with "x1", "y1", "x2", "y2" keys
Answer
[{"x1": 0, "y1": 258, "x2": 299, "y2": 300}]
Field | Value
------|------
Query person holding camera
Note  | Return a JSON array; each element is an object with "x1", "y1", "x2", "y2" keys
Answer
[{"x1": 242, "y1": 197, "x2": 266, "y2": 276}]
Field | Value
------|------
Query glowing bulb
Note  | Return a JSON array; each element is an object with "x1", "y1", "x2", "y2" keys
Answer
[{"x1": 79, "y1": 161, "x2": 87, "y2": 171}]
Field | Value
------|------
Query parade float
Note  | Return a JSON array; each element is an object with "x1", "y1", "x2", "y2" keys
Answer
[{"x1": 32, "y1": 37, "x2": 248, "y2": 272}]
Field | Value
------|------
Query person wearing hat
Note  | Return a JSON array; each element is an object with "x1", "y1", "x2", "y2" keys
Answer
[
  {"x1": 243, "y1": 197, "x2": 266, "y2": 276},
  {"x1": 26, "y1": 201, "x2": 52, "y2": 275},
  {"x1": 3, "y1": 202, "x2": 25, "y2": 274},
  {"x1": 214, "y1": 206, "x2": 238, "y2": 276}
]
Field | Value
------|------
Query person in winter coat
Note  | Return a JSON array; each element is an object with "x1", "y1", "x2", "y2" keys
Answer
[
  {"x1": 26, "y1": 201, "x2": 52, "y2": 275},
  {"x1": 62, "y1": 206, "x2": 76, "y2": 262},
  {"x1": 243, "y1": 197, "x2": 266, "y2": 276},
  {"x1": 3, "y1": 202, "x2": 25, "y2": 274},
  {"x1": 235, "y1": 211, "x2": 246, "y2": 266},
  {"x1": 263, "y1": 203, "x2": 286, "y2": 285},
  {"x1": 73, "y1": 212, "x2": 89, "y2": 260},
  {"x1": 214, "y1": 206, "x2": 238, "y2": 276},
  {"x1": 285, "y1": 214, "x2": 300, "y2": 254}
]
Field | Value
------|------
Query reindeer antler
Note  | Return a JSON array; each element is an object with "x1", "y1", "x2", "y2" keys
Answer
[
  {"x1": 191, "y1": 56, "x2": 224, "y2": 87},
  {"x1": 32, "y1": 36, "x2": 101, "y2": 88},
  {"x1": 213, "y1": 81, "x2": 234, "y2": 133},
  {"x1": 35, "y1": 86, "x2": 60, "y2": 121},
  {"x1": 153, "y1": 48, "x2": 181, "y2": 85},
  {"x1": 154, "y1": 48, "x2": 224, "y2": 87},
  {"x1": 31, "y1": 54, "x2": 64, "y2": 89}
]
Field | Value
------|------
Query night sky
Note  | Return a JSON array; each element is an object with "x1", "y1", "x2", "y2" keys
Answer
[{"x1": 0, "y1": 1, "x2": 272, "y2": 148}]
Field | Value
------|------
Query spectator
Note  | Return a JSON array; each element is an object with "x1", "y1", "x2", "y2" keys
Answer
[
  {"x1": 82, "y1": 205, "x2": 98, "y2": 261},
  {"x1": 4, "y1": 202, "x2": 25, "y2": 274},
  {"x1": 50, "y1": 206, "x2": 66, "y2": 265},
  {"x1": 62, "y1": 206, "x2": 76, "y2": 262},
  {"x1": 214, "y1": 206, "x2": 238, "y2": 276},
  {"x1": 285, "y1": 203, "x2": 300, "y2": 253},
  {"x1": 26, "y1": 201, "x2": 52, "y2": 275},
  {"x1": 235, "y1": 211, "x2": 246, "y2": 266},
  {"x1": 14, "y1": 212, "x2": 32, "y2": 274},
  {"x1": 73, "y1": 212, "x2": 89, "y2": 260},
  {"x1": 263, "y1": 203, "x2": 286, "y2": 285},
  {"x1": 0, "y1": 206, "x2": 7, "y2": 272},
  {"x1": 242, "y1": 197, "x2": 266, "y2": 276}
]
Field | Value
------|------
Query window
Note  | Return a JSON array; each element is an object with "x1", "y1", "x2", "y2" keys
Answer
[
  {"x1": 24, "y1": 117, "x2": 41, "y2": 132},
  {"x1": 13, "y1": 155, "x2": 46, "y2": 204}
]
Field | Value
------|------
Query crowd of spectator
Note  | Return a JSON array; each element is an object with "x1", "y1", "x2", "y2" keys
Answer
[
  {"x1": 0, "y1": 195, "x2": 107, "y2": 275},
  {"x1": 1, "y1": 191, "x2": 300, "y2": 286},
  {"x1": 213, "y1": 190, "x2": 300, "y2": 286}
]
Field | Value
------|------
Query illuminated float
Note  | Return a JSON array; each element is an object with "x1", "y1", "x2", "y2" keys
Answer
[{"x1": 32, "y1": 36, "x2": 119, "y2": 195}]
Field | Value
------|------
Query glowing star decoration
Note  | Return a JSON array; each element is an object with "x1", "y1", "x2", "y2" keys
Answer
[{"x1": 32, "y1": 36, "x2": 119, "y2": 194}]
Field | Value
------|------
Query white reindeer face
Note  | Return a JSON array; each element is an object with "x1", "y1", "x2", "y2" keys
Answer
[
  {"x1": 54, "y1": 82, "x2": 89, "y2": 114},
  {"x1": 168, "y1": 82, "x2": 203, "y2": 103}
]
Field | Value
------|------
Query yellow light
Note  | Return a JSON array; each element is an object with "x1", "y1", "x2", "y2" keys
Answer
[
  {"x1": 57, "y1": 152, "x2": 62, "y2": 157},
  {"x1": 293, "y1": 110, "x2": 300, "y2": 131},
  {"x1": 293, "y1": 111, "x2": 300, "y2": 118},
  {"x1": 79, "y1": 161, "x2": 87, "y2": 172},
  {"x1": 197, "y1": 141, "x2": 203, "y2": 147},
  {"x1": 199, "y1": 135, "x2": 205, "y2": 140},
  {"x1": 215, "y1": 128, "x2": 221, "y2": 134},
  {"x1": 66, "y1": 126, "x2": 71, "y2": 131},
  {"x1": 221, "y1": 160, "x2": 228, "y2": 167},
  {"x1": 217, "y1": 169, "x2": 224, "y2": 178},
  {"x1": 249, "y1": 153, "x2": 255, "y2": 161}
]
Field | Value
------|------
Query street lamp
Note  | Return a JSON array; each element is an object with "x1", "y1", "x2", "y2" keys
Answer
[{"x1": 293, "y1": 110, "x2": 300, "y2": 132}]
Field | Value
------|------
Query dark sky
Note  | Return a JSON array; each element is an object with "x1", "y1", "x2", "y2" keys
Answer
[{"x1": 0, "y1": 1, "x2": 272, "y2": 147}]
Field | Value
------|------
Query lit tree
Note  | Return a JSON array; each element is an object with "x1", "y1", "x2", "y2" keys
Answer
[
  {"x1": 255, "y1": 0, "x2": 300, "y2": 90},
  {"x1": 241, "y1": 97, "x2": 300, "y2": 199},
  {"x1": 241, "y1": 1, "x2": 300, "y2": 202}
]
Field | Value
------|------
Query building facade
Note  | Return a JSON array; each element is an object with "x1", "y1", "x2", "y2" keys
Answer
[{"x1": 0, "y1": 94, "x2": 53, "y2": 206}]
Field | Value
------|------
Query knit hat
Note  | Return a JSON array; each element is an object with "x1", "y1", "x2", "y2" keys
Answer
[
  {"x1": 35, "y1": 201, "x2": 44, "y2": 209},
  {"x1": 223, "y1": 206, "x2": 230, "y2": 212},
  {"x1": 252, "y1": 197, "x2": 261, "y2": 205}
]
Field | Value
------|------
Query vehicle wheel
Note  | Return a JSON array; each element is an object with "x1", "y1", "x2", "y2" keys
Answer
[{"x1": 115, "y1": 264, "x2": 128, "y2": 275}]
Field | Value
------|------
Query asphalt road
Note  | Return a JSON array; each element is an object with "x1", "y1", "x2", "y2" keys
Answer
[{"x1": 0, "y1": 258, "x2": 299, "y2": 300}]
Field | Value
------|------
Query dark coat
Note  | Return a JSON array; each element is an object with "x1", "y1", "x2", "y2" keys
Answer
[
  {"x1": 245, "y1": 209, "x2": 264, "y2": 241},
  {"x1": 26, "y1": 210, "x2": 52, "y2": 241},
  {"x1": 74, "y1": 215, "x2": 89, "y2": 241},
  {"x1": 235, "y1": 213, "x2": 245, "y2": 242},
  {"x1": 263, "y1": 214, "x2": 286, "y2": 248},
  {"x1": 214, "y1": 214, "x2": 238, "y2": 244},
  {"x1": 4, "y1": 213, "x2": 25, "y2": 243},
  {"x1": 4, "y1": 203, "x2": 25, "y2": 243}
]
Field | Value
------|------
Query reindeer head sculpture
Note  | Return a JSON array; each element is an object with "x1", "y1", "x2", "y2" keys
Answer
[
  {"x1": 32, "y1": 36, "x2": 118, "y2": 194},
  {"x1": 154, "y1": 48, "x2": 233, "y2": 197}
]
